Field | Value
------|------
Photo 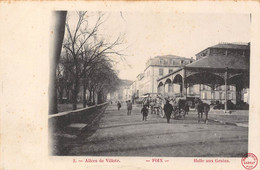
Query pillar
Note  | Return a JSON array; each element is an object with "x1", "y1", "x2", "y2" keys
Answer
[
  {"x1": 224, "y1": 67, "x2": 228, "y2": 112},
  {"x1": 183, "y1": 68, "x2": 187, "y2": 98}
]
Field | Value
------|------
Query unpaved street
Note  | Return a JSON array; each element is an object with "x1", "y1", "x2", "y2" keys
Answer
[{"x1": 67, "y1": 104, "x2": 248, "y2": 157}]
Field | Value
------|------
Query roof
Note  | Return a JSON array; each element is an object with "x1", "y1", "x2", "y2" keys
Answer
[
  {"x1": 153, "y1": 55, "x2": 190, "y2": 60},
  {"x1": 185, "y1": 54, "x2": 249, "y2": 70},
  {"x1": 211, "y1": 43, "x2": 250, "y2": 50},
  {"x1": 196, "y1": 43, "x2": 250, "y2": 56}
]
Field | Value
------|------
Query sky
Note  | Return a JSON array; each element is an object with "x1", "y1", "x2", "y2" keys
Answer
[{"x1": 67, "y1": 12, "x2": 251, "y2": 81}]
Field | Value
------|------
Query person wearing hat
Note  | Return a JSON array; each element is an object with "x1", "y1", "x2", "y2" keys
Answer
[
  {"x1": 141, "y1": 105, "x2": 149, "y2": 121},
  {"x1": 163, "y1": 100, "x2": 173, "y2": 123}
]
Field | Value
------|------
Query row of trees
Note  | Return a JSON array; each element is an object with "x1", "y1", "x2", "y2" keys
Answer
[{"x1": 55, "y1": 11, "x2": 123, "y2": 112}]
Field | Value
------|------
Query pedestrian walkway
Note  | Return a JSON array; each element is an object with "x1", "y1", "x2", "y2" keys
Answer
[
  {"x1": 208, "y1": 110, "x2": 249, "y2": 127},
  {"x1": 66, "y1": 104, "x2": 248, "y2": 157}
]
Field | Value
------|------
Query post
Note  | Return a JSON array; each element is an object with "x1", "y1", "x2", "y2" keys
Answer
[
  {"x1": 163, "y1": 84, "x2": 166, "y2": 98},
  {"x1": 199, "y1": 84, "x2": 201, "y2": 99},
  {"x1": 183, "y1": 67, "x2": 187, "y2": 98},
  {"x1": 224, "y1": 67, "x2": 228, "y2": 112}
]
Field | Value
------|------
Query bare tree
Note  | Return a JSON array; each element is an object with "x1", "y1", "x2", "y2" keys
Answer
[
  {"x1": 87, "y1": 59, "x2": 120, "y2": 104},
  {"x1": 60, "y1": 11, "x2": 124, "y2": 110}
]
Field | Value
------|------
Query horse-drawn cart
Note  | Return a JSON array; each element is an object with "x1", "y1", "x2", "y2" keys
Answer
[
  {"x1": 137, "y1": 94, "x2": 190, "y2": 120},
  {"x1": 141, "y1": 93, "x2": 164, "y2": 116},
  {"x1": 171, "y1": 97, "x2": 189, "y2": 119}
]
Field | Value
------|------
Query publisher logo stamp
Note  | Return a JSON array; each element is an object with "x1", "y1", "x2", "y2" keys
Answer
[{"x1": 241, "y1": 153, "x2": 258, "y2": 170}]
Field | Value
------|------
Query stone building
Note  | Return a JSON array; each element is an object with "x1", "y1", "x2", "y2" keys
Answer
[{"x1": 140, "y1": 55, "x2": 193, "y2": 96}]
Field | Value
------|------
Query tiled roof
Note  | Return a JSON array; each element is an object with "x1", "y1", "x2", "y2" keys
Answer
[{"x1": 186, "y1": 54, "x2": 249, "y2": 70}]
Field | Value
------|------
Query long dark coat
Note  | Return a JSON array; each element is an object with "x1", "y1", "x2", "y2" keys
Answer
[{"x1": 164, "y1": 103, "x2": 173, "y2": 115}]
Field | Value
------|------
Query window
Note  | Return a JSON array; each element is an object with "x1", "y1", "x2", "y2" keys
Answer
[
  {"x1": 221, "y1": 92, "x2": 225, "y2": 100},
  {"x1": 185, "y1": 60, "x2": 190, "y2": 65},
  {"x1": 159, "y1": 59, "x2": 163, "y2": 64},
  {"x1": 168, "y1": 84, "x2": 172, "y2": 92},
  {"x1": 202, "y1": 92, "x2": 207, "y2": 99},
  {"x1": 180, "y1": 60, "x2": 184, "y2": 65},
  {"x1": 159, "y1": 68, "x2": 164, "y2": 76},
  {"x1": 211, "y1": 92, "x2": 215, "y2": 100},
  {"x1": 201, "y1": 84, "x2": 206, "y2": 90},
  {"x1": 169, "y1": 69, "x2": 173, "y2": 74},
  {"x1": 228, "y1": 93, "x2": 233, "y2": 100},
  {"x1": 215, "y1": 92, "x2": 219, "y2": 100}
]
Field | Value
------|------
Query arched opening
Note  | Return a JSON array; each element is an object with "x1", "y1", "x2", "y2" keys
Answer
[
  {"x1": 185, "y1": 72, "x2": 225, "y2": 104},
  {"x1": 157, "y1": 81, "x2": 164, "y2": 95},
  {"x1": 228, "y1": 73, "x2": 249, "y2": 104},
  {"x1": 164, "y1": 78, "x2": 173, "y2": 97},
  {"x1": 172, "y1": 74, "x2": 183, "y2": 97}
]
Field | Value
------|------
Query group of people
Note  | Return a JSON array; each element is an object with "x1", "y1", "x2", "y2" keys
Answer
[
  {"x1": 116, "y1": 97, "x2": 209, "y2": 124},
  {"x1": 117, "y1": 100, "x2": 148, "y2": 121},
  {"x1": 117, "y1": 100, "x2": 133, "y2": 115}
]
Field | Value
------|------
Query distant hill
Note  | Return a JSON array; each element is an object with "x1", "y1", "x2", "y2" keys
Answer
[{"x1": 119, "y1": 79, "x2": 133, "y2": 87}]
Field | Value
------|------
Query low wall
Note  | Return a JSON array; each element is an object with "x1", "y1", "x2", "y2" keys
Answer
[{"x1": 49, "y1": 102, "x2": 108, "y2": 132}]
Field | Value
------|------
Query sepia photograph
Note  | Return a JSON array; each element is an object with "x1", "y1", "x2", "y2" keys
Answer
[
  {"x1": 1, "y1": 1, "x2": 259, "y2": 170},
  {"x1": 49, "y1": 11, "x2": 250, "y2": 157}
]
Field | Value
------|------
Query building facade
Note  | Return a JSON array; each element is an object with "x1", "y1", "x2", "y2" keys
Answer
[
  {"x1": 157, "y1": 42, "x2": 250, "y2": 107},
  {"x1": 140, "y1": 55, "x2": 193, "y2": 96},
  {"x1": 122, "y1": 55, "x2": 193, "y2": 103},
  {"x1": 195, "y1": 43, "x2": 250, "y2": 104}
]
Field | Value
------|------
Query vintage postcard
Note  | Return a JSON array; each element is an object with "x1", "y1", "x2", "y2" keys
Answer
[{"x1": 0, "y1": 1, "x2": 260, "y2": 170}]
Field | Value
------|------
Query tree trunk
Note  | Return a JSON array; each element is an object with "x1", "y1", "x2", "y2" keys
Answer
[
  {"x1": 97, "y1": 91, "x2": 102, "y2": 104},
  {"x1": 92, "y1": 90, "x2": 95, "y2": 105},
  {"x1": 83, "y1": 82, "x2": 87, "y2": 108},
  {"x1": 66, "y1": 88, "x2": 70, "y2": 103},
  {"x1": 58, "y1": 85, "x2": 64, "y2": 104},
  {"x1": 72, "y1": 80, "x2": 79, "y2": 110},
  {"x1": 49, "y1": 11, "x2": 67, "y2": 114},
  {"x1": 51, "y1": 78, "x2": 58, "y2": 113},
  {"x1": 72, "y1": 89, "x2": 77, "y2": 110},
  {"x1": 89, "y1": 88, "x2": 92, "y2": 105}
]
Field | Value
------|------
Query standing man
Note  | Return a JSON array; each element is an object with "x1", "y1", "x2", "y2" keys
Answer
[
  {"x1": 127, "y1": 100, "x2": 132, "y2": 115},
  {"x1": 164, "y1": 100, "x2": 173, "y2": 123},
  {"x1": 117, "y1": 101, "x2": 121, "y2": 110},
  {"x1": 141, "y1": 105, "x2": 148, "y2": 121}
]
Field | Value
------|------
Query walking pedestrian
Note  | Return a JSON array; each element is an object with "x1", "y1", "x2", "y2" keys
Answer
[
  {"x1": 127, "y1": 100, "x2": 132, "y2": 115},
  {"x1": 184, "y1": 101, "x2": 189, "y2": 116},
  {"x1": 117, "y1": 101, "x2": 121, "y2": 110},
  {"x1": 141, "y1": 105, "x2": 148, "y2": 121},
  {"x1": 163, "y1": 100, "x2": 173, "y2": 123}
]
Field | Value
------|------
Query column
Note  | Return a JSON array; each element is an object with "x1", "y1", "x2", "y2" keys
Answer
[
  {"x1": 183, "y1": 68, "x2": 187, "y2": 97},
  {"x1": 224, "y1": 67, "x2": 228, "y2": 112}
]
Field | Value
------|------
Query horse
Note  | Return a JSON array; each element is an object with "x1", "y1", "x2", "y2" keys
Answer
[{"x1": 195, "y1": 100, "x2": 210, "y2": 124}]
